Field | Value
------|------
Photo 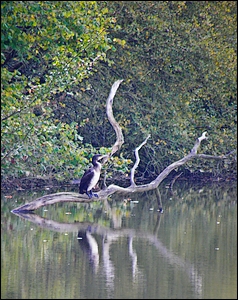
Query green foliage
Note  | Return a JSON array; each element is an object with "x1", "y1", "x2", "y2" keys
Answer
[
  {"x1": 79, "y1": 1, "x2": 236, "y2": 177},
  {"x1": 1, "y1": 1, "x2": 236, "y2": 184},
  {"x1": 1, "y1": 1, "x2": 129, "y2": 181}
]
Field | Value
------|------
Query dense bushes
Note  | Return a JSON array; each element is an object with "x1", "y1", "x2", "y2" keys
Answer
[{"x1": 1, "y1": 1, "x2": 236, "y2": 186}]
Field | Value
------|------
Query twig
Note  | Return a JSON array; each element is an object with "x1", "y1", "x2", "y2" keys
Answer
[
  {"x1": 170, "y1": 172, "x2": 183, "y2": 193},
  {"x1": 130, "y1": 135, "x2": 151, "y2": 186}
]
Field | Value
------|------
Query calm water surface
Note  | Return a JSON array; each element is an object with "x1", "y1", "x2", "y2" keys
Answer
[{"x1": 1, "y1": 182, "x2": 237, "y2": 299}]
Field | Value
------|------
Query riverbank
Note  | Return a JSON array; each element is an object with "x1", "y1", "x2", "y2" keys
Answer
[{"x1": 1, "y1": 171, "x2": 236, "y2": 192}]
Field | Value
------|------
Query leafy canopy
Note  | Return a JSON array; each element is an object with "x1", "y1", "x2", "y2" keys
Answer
[{"x1": 1, "y1": 1, "x2": 129, "y2": 180}]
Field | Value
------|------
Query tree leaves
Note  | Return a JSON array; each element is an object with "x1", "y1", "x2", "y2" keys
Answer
[
  {"x1": 1, "y1": 1, "x2": 236, "y2": 183},
  {"x1": 1, "y1": 1, "x2": 121, "y2": 180}
]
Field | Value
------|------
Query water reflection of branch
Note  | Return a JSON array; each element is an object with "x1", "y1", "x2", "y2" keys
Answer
[
  {"x1": 153, "y1": 214, "x2": 162, "y2": 236},
  {"x1": 155, "y1": 188, "x2": 163, "y2": 212},
  {"x1": 12, "y1": 211, "x2": 202, "y2": 298},
  {"x1": 128, "y1": 236, "x2": 144, "y2": 282},
  {"x1": 77, "y1": 231, "x2": 100, "y2": 274},
  {"x1": 147, "y1": 235, "x2": 202, "y2": 297},
  {"x1": 102, "y1": 235, "x2": 116, "y2": 298}
]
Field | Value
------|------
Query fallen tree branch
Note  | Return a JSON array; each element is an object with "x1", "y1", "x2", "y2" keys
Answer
[
  {"x1": 12, "y1": 81, "x2": 231, "y2": 212},
  {"x1": 12, "y1": 131, "x2": 223, "y2": 212},
  {"x1": 11, "y1": 192, "x2": 100, "y2": 212},
  {"x1": 98, "y1": 131, "x2": 209, "y2": 197}
]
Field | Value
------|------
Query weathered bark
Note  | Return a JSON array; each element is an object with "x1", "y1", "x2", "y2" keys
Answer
[
  {"x1": 12, "y1": 81, "x2": 230, "y2": 212},
  {"x1": 106, "y1": 79, "x2": 124, "y2": 157}
]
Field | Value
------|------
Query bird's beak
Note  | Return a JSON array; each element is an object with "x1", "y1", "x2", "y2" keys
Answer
[{"x1": 100, "y1": 155, "x2": 109, "y2": 164}]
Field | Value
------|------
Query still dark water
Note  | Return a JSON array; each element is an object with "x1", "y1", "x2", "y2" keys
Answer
[{"x1": 1, "y1": 181, "x2": 237, "y2": 299}]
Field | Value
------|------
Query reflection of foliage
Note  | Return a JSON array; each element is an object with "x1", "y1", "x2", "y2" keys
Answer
[{"x1": 1, "y1": 183, "x2": 237, "y2": 299}]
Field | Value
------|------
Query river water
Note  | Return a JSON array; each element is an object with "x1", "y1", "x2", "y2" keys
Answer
[{"x1": 1, "y1": 181, "x2": 237, "y2": 299}]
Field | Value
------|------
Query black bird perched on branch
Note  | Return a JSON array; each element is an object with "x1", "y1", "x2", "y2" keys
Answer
[{"x1": 79, "y1": 154, "x2": 108, "y2": 199}]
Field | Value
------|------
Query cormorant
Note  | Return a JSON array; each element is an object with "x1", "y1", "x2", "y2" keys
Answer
[{"x1": 79, "y1": 154, "x2": 108, "y2": 199}]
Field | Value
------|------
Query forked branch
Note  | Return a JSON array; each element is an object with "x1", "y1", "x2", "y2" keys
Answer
[{"x1": 12, "y1": 81, "x2": 230, "y2": 212}]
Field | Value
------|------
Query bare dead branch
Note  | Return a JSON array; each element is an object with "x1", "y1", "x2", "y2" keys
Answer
[
  {"x1": 11, "y1": 192, "x2": 100, "y2": 212},
  {"x1": 170, "y1": 172, "x2": 183, "y2": 191},
  {"x1": 196, "y1": 150, "x2": 236, "y2": 160},
  {"x1": 12, "y1": 81, "x2": 231, "y2": 212},
  {"x1": 130, "y1": 135, "x2": 151, "y2": 186},
  {"x1": 106, "y1": 79, "x2": 124, "y2": 157},
  {"x1": 191, "y1": 131, "x2": 207, "y2": 154},
  {"x1": 11, "y1": 131, "x2": 213, "y2": 212}
]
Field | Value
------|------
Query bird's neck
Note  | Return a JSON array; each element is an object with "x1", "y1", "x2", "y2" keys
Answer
[{"x1": 93, "y1": 162, "x2": 102, "y2": 172}]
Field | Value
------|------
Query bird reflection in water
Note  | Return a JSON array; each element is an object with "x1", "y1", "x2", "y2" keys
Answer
[{"x1": 77, "y1": 230, "x2": 99, "y2": 273}]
